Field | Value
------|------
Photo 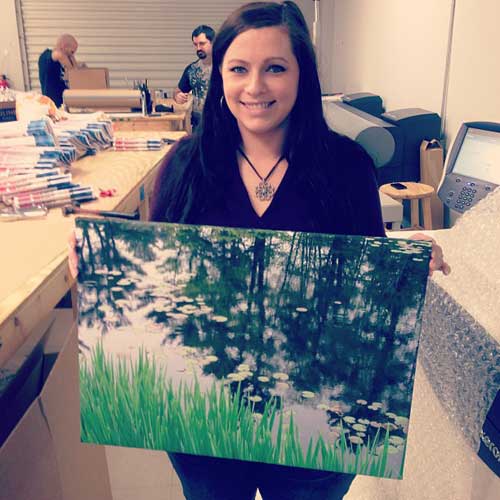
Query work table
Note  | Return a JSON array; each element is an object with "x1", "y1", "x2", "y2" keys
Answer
[{"x1": 0, "y1": 131, "x2": 185, "y2": 366}]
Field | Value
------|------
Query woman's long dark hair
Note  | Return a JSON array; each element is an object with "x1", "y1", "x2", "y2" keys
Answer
[{"x1": 152, "y1": 1, "x2": 334, "y2": 223}]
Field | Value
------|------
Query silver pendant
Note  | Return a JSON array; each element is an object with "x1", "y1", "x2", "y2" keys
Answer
[{"x1": 255, "y1": 180, "x2": 275, "y2": 201}]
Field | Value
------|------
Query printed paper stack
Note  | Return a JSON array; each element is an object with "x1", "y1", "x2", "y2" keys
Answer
[
  {"x1": 113, "y1": 137, "x2": 162, "y2": 151},
  {"x1": 0, "y1": 117, "x2": 97, "y2": 209},
  {"x1": 52, "y1": 112, "x2": 114, "y2": 158}
]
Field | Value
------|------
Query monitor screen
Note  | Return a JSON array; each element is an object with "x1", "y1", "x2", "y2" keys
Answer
[{"x1": 452, "y1": 127, "x2": 500, "y2": 185}]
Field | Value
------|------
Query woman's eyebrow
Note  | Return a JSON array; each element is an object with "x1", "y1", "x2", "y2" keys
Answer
[{"x1": 225, "y1": 57, "x2": 289, "y2": 65}]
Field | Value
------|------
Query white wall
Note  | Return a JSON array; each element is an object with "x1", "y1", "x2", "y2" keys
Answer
[
  {"x1": 327, "y1": 0, "x2": 500, "y2": 141},
  {"x1": 0, "y1": 0, "x2": 25, "y2": 90},
  {"x1": 329, "y1": 0, "x2": 451, "y2": 114},
  {"x1": 318, "y1": 0, "x2": 335, "y2": 93},
  {"x1": 444, "y1": 0, "x2": 500, "y2": 142}
]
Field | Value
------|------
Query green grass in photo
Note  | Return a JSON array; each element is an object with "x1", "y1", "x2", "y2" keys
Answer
[{"x1": 80, "y1": 344, "x2": 395, "y2": 477}]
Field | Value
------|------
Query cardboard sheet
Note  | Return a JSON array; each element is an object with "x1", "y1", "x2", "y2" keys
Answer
[
  {"x1": 67, "y1": 68, "x2": 110, "y2": 90},
  {"x1": 0, "y1": 310, "x2": 112, "y2": 500}
]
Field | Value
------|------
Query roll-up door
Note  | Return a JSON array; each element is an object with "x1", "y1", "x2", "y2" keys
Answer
[{"x1": 19, "y1": 0, "x2": 247, "y2": 92}]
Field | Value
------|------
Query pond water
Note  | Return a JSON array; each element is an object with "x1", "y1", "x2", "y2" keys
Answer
[{"x1": 77, "y1": 219, "x2": 431, "y2": 477}]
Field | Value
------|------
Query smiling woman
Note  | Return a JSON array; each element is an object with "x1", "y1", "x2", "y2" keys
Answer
[
  {"x1": 148, "y1": 1, "x2": 448, "y2": 498},
  {"x1": 221, "y1": 25, "x2": 300, "y2": 211},
  {"x1": 151, "y1": 1, "x2": 387, "y2": 238},
  {"x1": 221, "y1": 26, "x2": 300, "y2": 140}
]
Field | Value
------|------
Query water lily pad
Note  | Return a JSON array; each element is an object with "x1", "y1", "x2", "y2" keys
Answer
[
  {"x1": 356, "y1": 399, "x2": 368, "y2": 405},
  {"x1": 394, "y1": 416, "x2": 409, "y2": 427},
  {"x1": 212, "y1": 315, "x2": 228, "y2": 323},
  {"x1": 177, "y1": 296, "x2": 194, "y2": 303},
  {"x1": 301, "y1": 391, "x2": 315, "y2": 399},
  {"x1": 275, "y1": 382, "x2": 289, "y2": 391},
  {"x1": 389, "y1": 436, "x2": 405, "y2": 446},
  {"x1": 179, "y1": 346, "x2": 197, "y2": 356},
  {"x1": 329, "y1": 403, "x2": 343, "y2": 413},
  {"x1": 171, "y1": 313, "x2": 188, "y2": 320},
  {"x1": 295, "y1": 307, "x2": 308, "y2": 313},
  {"x1": 352, "y1": 423, "x2": 367, "y2": 432},
  {"x1": 272, "y1": 372, "x2": 289, "y2": 381},
  {"x1": 349, "y1": 436, "x2": 364, "y2": 444},
  {"x1": 382, "y1": 423, "x2": 398, "y2": 431},
  {"x1": 178, "y1": 305, "x2": 198, "y2": 314},
  {"x1": 343, "y1": 416, "x2": 356, "y2": 424},
  {"x1": 248, "y1": 396, "x2": 262, "y2": 403},
  {"x1": 204, "y1": 355, "x2": 218, "y2": 363},
  {"x1": 257, "y1": 376, "x2": 270, "y2": 383},
  {"x1": 116, "y1": 279, "x2": 132, "y2": 286}
]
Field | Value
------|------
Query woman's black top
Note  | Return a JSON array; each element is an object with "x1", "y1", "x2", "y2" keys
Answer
[
  {"x1": 149, "y1": 130, "x2": 385, "y2": 491},
  {"x1": 150, "y1": 131, "x2": 385, "y2": 238}
]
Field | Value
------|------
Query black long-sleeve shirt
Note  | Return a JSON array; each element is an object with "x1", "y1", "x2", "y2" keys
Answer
[
  {"x1": 150, "y1": 132, "x2": 386, "y2": 238},
  {"x1": 150, "y1": 131, "x2": 384, "y2": 489}
]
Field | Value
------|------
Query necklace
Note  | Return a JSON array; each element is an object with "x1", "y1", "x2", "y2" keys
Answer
[{"x1": 238, "y1": 148, "x2": 286, "y2": 201}]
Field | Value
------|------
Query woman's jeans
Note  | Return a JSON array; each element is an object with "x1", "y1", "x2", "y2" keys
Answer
[{"x1": 169, "y1": 452, "x2": 355, "y2": 500}]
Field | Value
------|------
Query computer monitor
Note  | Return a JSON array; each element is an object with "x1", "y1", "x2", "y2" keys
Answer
[{"x1": 438, "y1": 122, "x2": 500, "y2": 213}]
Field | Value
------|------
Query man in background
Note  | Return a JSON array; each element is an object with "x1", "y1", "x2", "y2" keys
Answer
[
  {"x1": 38, "y1": 34, "x2": 82, "y2": 107},
  {"x1": 174, "y1": 25, "x2": 215, "y2": 129}
]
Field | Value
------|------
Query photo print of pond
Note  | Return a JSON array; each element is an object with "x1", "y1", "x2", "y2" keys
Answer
[{"x1": 76, "y1": 218, "x2": 432, "y2": 479}]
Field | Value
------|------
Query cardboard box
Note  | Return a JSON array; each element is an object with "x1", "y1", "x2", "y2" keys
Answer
[
  {"x1": 0, "y1": 313, "x2": 54, "y2": 447},
  {"x1": 0, "y1": 310, "x2": 112, "y2": 500},
  {"x1": 67, "y1": 68, "x2": 110, "y2": 90},
  {"x1": 420, "y1": 139, "x2": 444, "y2": 229}
]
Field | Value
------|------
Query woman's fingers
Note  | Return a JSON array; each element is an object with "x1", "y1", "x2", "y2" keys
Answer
[
  {"x1": 408, "y1": 232, "x2": 451, "y2": 276},
  {"x1": 68, "y1": 229, "x2": 79, "y2": 279}
]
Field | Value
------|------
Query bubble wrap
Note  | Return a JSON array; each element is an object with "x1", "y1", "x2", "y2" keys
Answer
[
  {"x1": 432, "y1": 187, "x2": 500, "y2": 343},
  {"x1": 362, "y1": 188, "x2": 500, "y2": 499},
  {"x1": 419, "y1": 280, "x2": 500, "y2": 451},
  {"x1": 421, "y1": 188, "x2": 500, "y2": 450},
  {"x1": 346, "y1": 362, "x2": 478, "y2": 500}
]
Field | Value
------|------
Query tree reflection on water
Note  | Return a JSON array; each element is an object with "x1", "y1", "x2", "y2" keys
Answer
[{"x1": 77, "y1": 219, "x2": 430, "y2": 451}]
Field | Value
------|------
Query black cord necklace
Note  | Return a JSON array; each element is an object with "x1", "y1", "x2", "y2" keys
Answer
[{"x1": 238, "y1": 148, "x2": 286, "y2": 201}]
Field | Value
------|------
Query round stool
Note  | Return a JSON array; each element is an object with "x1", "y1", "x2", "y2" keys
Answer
[{"x1": 379, "y1": 182, "x2": 435, "y2": 230}]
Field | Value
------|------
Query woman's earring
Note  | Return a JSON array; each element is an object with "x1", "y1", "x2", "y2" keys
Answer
[{"x1": 219, "y1": 95, "x2": 225, "y2": 109}]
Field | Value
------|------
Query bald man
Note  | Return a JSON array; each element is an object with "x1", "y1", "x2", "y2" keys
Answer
[{"x1": 38, "y1": 34, "x2": 81, "y2": 107}]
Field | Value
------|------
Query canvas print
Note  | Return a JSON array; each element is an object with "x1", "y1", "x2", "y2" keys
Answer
[{"x1": 76, "y1": 218, "x2": 431, "y2": 479}]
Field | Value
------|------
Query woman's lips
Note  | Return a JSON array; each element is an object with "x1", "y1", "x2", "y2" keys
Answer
[{"x1": 241, "y1": 101, "x2": 276, "y2": 109}]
